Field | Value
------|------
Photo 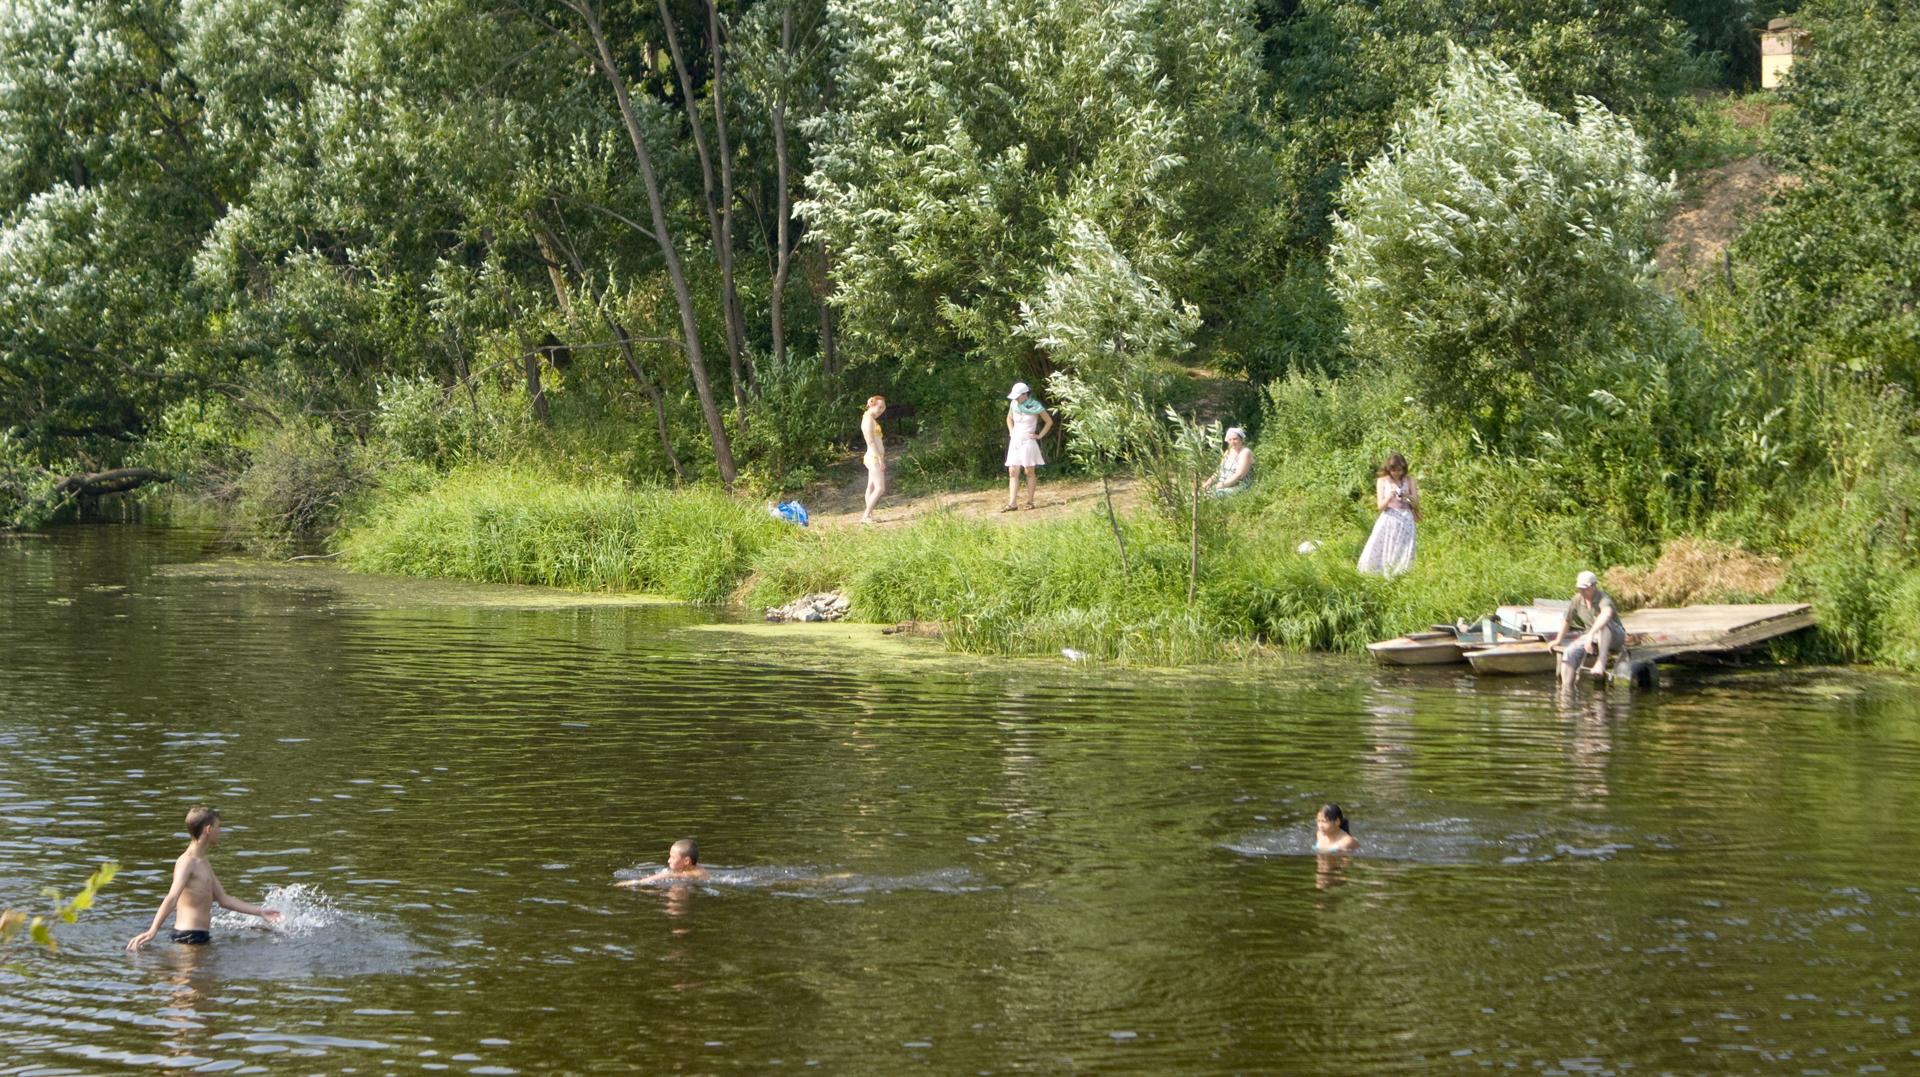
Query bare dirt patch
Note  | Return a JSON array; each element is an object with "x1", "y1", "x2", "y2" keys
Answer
[
  {"x1": 1657, "y1": 155, "x2": 1793, "y2": 286},
  {"x1": 1605, "y1": 538, "x2": 1788, "y2": 608}
]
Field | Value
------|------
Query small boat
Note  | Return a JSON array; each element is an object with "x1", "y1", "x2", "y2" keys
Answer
[
  {"x1": 1464, "y1": 640, "x2": 1559, "y2": 675},
  {"x1": 1368, "y1": 616, "x2": 1543, "y2": 667},
  {"x1": 1366, "y1": 630, "x2": 1470, "y2": 666}
]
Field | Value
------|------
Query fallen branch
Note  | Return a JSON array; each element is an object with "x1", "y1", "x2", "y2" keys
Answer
[{"x1": 53, "y1": 467, "x2": 170, "y2": 498}]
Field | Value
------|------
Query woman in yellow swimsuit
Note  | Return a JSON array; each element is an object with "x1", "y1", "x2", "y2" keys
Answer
[{"x1": 860, "y1": 395, "x2": 886, "y2": 524}]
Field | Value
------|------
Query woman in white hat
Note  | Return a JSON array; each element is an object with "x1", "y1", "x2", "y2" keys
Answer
[{"x1": 1002, "y1": 382, "x2": 1053, "y2": 511}]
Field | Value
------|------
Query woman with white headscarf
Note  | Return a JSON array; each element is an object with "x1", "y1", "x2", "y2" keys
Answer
[
  {"x1": 1203, "y1": 427, "x2": 1254, "y2": 497},
  {"x1": 1002, "y1": 382, "x2": 1053, "y2": 511}
]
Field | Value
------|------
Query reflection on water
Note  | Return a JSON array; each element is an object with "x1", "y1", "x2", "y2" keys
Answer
[{"x1": 4, "y1": 525, "x2": 1920, "y2": 1072}]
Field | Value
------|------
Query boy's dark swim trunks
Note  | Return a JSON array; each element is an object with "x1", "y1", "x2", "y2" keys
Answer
[{"x1": 170, "y1": 929, "x2": 211, "y2": 945}]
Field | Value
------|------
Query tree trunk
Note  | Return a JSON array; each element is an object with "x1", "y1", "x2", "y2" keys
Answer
[
  {"x1": 657, "y1": 0, "x2": 749, "y2": 418},
  {"x1": 805, "y1": 245, "x2": 838, "y2": 374},
  {"x1": 707, "y1": 0, "x2": 750, "y2": 400},
  {"x1": 524, "y1": 348, "x2": 550, "y2": 426},
  {"x1": 452, "y1": 350, "x2": 481, "y2": 456},
  {"x1": 613, "y1": 320, "x2": 686, "y2": 483},
  {"x1": 1101, "y1": 472, "x2": 1131, "y2": 580},
  {"x1": 769, "y1": 5, "x2": 794, "y2": 368},
  {"x1": 575, "y1": 0, "x2": 737, "y2": 486}
]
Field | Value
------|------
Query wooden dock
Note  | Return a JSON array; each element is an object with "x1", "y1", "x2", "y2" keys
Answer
[
  {"x1": 1613, "y1": 603, "x2": 1815, "y2": 663},
  {"x1": 1380, "y1": 601, "x2": 1817, "y2": 684}
]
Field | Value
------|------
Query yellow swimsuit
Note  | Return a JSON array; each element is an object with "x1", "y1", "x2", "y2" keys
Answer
[{"x1": 863, "y1": 420, "x2": 884, "y2": 469}]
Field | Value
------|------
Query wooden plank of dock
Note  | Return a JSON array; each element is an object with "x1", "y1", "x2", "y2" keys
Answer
[
  {"x1": 1493, "y1": 601, "x2": 1814, "y2": 662},
  {"x1": 1620, "y1": 603, "x2": 1814, "y2": 661}
]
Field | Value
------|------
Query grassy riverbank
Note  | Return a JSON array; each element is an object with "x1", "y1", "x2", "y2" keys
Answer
[
  {"x1": 336, "y1": 456, "x2": 1858, "y2": 667},
  {"x1": 333, "y1": 344, "x2": 1920, "y2": 670}
]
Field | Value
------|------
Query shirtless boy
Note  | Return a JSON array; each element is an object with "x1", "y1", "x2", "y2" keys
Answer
[
  {"x1": 616, "y1": 838, "x2": 710, "y2": 887},
  {"x1": 127, "y1": 806, "x2": 282, "y2": 948}
]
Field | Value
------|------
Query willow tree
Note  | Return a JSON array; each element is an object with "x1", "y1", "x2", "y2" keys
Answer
[
  {"x1": 801, "y1": 0, "x2": 1281, "y2": 408},
  {"x1": 0, "y1": 0, "x2": 233, "y2": 469},
  {"x1": 1330, "y1": 47, "x2": 1674, "y2": 446}
]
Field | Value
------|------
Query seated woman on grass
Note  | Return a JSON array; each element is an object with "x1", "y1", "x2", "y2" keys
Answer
[{"x1": 1202, "y1": 427, "x2": 1254, "y2": 497}]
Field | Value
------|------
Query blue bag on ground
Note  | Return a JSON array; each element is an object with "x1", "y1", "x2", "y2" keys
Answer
[{"x1": 770, "y1": 500, "x2": 810, "y2": 527}]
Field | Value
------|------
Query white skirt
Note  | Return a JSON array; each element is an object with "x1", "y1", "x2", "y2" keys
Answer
[
  {"x1": 1357, "y1": 508, "x2": 1416, "y2": 577},
  {"x1": 1005, "y1": 436, "x2": 1045, "y2": 468}
]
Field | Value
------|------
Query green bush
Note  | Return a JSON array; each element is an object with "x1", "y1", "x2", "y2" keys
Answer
[
  {"x1": 0, "y1": 431, "x2": 67, "y2": 529},
  {"x1": 1331, "y1": 47, "x2": 1674, "y2": 447},
  {"x1": 730, "y1": 350, "x2": 851, "y2": 490},
  {"x1": 229, "y1": 418, "x2": 369, "y2": 550}
]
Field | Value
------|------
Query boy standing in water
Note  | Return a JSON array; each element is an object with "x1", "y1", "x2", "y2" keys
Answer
[
  {"x1": 127, "y1": 806, "x2": 282, "y2": 948},
  {"x1": 617, "y1": 838, "x2": 710, "y2": 887}
]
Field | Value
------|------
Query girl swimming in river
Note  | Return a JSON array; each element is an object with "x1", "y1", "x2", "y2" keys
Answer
[{"x1": 1315, "y1": 803, "x2": 1358, "y2": 854}]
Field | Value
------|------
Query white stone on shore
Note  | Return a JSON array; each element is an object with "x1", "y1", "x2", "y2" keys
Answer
[{"x1": 765, "y1": 592, "x2": 851, "y2": 623}]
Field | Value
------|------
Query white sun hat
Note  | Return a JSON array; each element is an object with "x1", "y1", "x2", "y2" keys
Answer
[
  {"x1": 1007, "y1": 382, "x2": 1030, "y2": 399},
  {"x1": 1576, "y1": 570, "x2": 1598, "y2": 588}
]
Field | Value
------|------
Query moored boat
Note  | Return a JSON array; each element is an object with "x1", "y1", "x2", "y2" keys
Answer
[
  {"x1": 1464, "y1": 640, "x2": 1559, "y2": 675},
  {"x1": 1366, "y1": 630, "x2": 1470, "y2": 666}
]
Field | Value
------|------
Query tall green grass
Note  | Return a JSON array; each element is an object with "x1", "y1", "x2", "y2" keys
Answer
[{"x1": 341, "y1": 468, "x2": 788, "y2": 604}]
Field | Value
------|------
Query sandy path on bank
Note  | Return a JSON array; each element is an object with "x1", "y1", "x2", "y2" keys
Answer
[{"x1": 800, "y1": 456, "x2": 1144, "y2": 529}]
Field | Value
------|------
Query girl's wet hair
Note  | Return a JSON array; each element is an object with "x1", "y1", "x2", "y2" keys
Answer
[
  {"x1": 1319, "y1": 803, "x2": 1351, "y2": 833},
  {"x1": 865, "y1": 394, "x2": 886, "y2": 410},
  {"x1": 1377, "y1": 452, "x2": 1408, "y2": 478}
]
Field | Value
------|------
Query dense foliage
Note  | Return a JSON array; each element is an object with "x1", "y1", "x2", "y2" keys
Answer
[
  {"x1": 1, "y1": 0, "x2": 1740, "y2": 510},
  {"x1": 801, "y1": 0, "x2": 1282, "y2": 409},
  {"x1": 1331, "y1": 48, "x2": 1674, "y2": 442},
  {"x1": 1735, "y1": 0, "x2": 1919, "y2": 389}
]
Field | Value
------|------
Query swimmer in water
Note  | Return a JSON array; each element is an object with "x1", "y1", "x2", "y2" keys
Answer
[
  {"x1": 127, "y1": 806, "x2": 283, "y2": 949},
  {"x1": 1314, "y1": 803, "x2": 1358, "y2": 854},
  {"x1": 617, "y1": 838, "x2": 710, "y2": 887}
]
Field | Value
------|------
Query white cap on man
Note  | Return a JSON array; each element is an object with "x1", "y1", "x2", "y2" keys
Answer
[
  {"x1": 1007, "y1": 382, "x2": 1030, "y2": 400},
  {"x1": 1575, "y1": 570, "x2": 1598, "y2": 589}
]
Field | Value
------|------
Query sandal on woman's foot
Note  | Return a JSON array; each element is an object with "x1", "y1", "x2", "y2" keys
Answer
[
  {"x1": 1024, "y1": 502, "x2": 1036, "y2": 510},
  {"x1": 999, "y1": 503, "x2": 1018, "y2": 513}
]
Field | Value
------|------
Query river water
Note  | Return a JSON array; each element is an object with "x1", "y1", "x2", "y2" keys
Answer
[{"x1": 2, "y1": 526, "x2": 1916, "y2": 1074}]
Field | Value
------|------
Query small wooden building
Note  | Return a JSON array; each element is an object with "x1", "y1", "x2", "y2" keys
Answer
[{"x1": 1760, "y1": 18, "x2": 1809, "y2": 89}]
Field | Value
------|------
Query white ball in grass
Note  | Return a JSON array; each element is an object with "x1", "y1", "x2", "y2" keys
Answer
[{"x1": 1296, "y1": 540, "x2": 1320, "y2": 555}]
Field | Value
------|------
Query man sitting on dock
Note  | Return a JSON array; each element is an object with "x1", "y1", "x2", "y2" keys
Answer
[{"x1": 1552, "y1": 571, "x2": 1622, "y2": 688}]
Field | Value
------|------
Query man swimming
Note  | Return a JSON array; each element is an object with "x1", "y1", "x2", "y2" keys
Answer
[
  {"x1": 127, "y1": 806, "x2": 282, "y2": 949},
  {"x1": 1314, "y1": 803, "x2": 1359, "y2": 854},
  {"x1": 616, "y1": 838, "x2": 710, "y2": 887}
]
